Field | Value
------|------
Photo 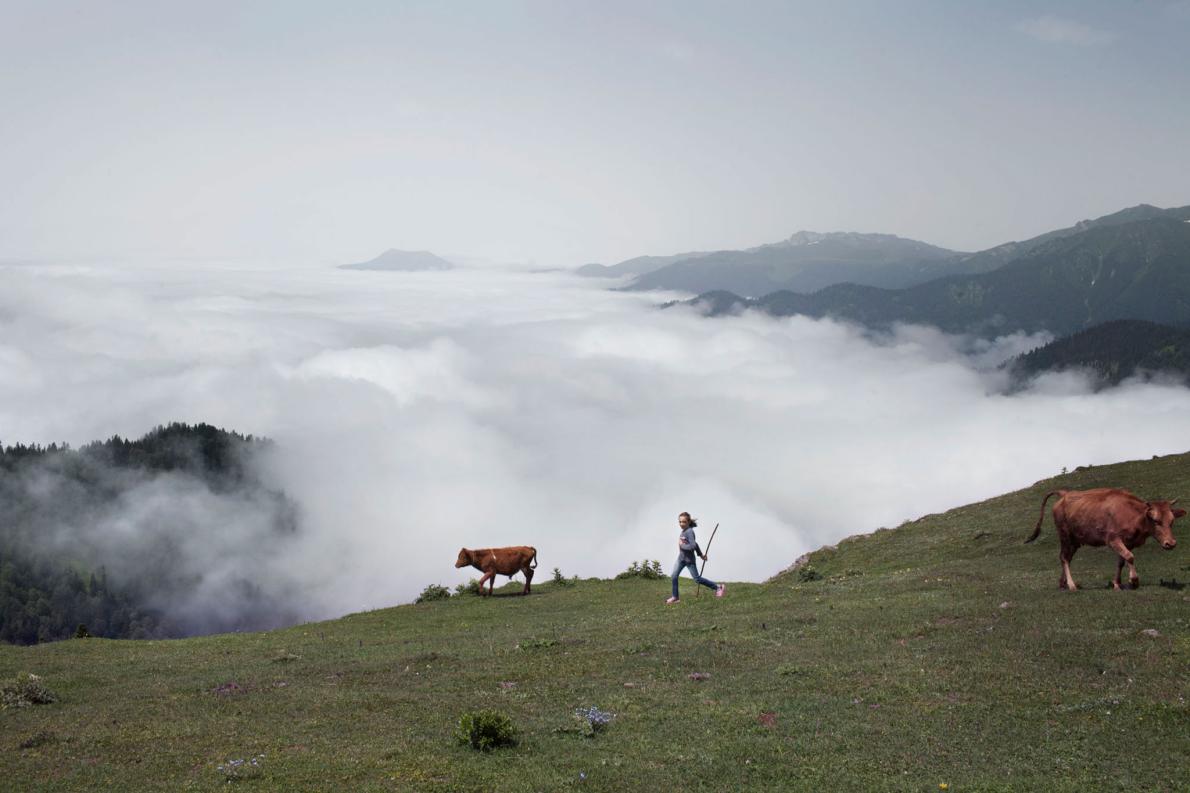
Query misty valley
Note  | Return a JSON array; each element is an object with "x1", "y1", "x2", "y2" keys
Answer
[{"x1": 5, "y1": 204, "x2": 1190, "y2": 649}]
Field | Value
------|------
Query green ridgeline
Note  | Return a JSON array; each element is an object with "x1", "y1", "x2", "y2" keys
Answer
[{"x1": 3, "y1": 453, "x2": 1189, "y2": 791}]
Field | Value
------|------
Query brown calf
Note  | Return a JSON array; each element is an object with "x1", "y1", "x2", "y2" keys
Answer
[
  {"x1": 1026, "y1": 488, "x2": 1183, "y2": 590},
  {"x1": 455, "y1": 546, "x2": 538, "y2": 596}
]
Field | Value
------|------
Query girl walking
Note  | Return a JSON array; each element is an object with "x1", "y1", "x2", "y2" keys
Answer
[{"x1": 666, "y1": 512, "x2": 725, "y2": 603}]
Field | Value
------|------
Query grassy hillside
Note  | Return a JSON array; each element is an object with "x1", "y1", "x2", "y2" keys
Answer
[{"x1": 3, "y1": 454, "x2": 1189, "y2": 791}]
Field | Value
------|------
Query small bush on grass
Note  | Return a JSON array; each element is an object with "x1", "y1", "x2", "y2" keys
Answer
[
  {"x1": 216, "y1": 754, "x2": 265, "y2": 781},
  {"x1": 551, "y1": 567, "x2": 575, "y2": 586},
  {"x1": 573, "y1": 706, "x2": 615, "y2": 737},
  {"x1": 454, "y1": 579, "x2": 483, "y2": 596},
  {"x1": 416, "y1": 584, "x2": 453, "y2": 603},
  {"x1": 18, "y1": 731, "x2": 57, "y2": 750},
  {"x1": 1, "y1": 673, "x2": 57, "y2": 709},
  {"x1": 517, "y1": 637, "x2": 557, "y2": 651},
  {"x1": 454, "y1": 710, "x2": 518, "y2": 752},
  {"x1": 616, "y1": 560, "x2": 665, "y2": 580},
  {"x1": 797, "y1": 565, "x2": 823, "y2": 582}
]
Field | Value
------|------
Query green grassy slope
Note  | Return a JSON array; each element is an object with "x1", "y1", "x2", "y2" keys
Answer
[{"x1": 3, "y1": 454, "x2": 1189, "y2": 791}]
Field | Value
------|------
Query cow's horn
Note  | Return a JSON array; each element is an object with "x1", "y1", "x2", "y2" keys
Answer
[{"x1": 1171, "y1": 498, "x2": 1179, "y2": 506}]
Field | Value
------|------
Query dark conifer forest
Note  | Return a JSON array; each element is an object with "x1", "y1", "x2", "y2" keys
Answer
[
  {"x1": 0, "y1": 423, "x2": 299, "y2": 645},
  {"x1": 1008, "y1": 319, "x2": 1190, "y2": 388}
]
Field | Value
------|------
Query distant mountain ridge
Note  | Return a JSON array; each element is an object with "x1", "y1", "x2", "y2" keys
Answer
[
  {"x1": 597, "y1": 203, "x2": 1190, "y2": 298},
  {"x1": 341, "y1": 249, "x2": 454, "y2": 271},
  {"x1": 576, "y1": 251, "x2": 714, "y2": 278},
  {"x1": 580, "y1": 231, "x2": 964, "y2": 294},
  {"x1": 683, "y1": 212, "x2": 1190, "y2": 337},
  {"x1": 947, "y1": 203, "x2": 1190, "y2": 277}
]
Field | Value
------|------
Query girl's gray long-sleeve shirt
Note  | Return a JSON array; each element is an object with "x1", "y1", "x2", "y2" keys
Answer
[{"x1": 678, "y1": 528, "x2": 699, "y2": 562}]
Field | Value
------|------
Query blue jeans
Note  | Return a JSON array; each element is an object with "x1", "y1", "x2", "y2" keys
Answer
[{"x1": 672, "y1": 556, "x2": 718, "y2": 599}]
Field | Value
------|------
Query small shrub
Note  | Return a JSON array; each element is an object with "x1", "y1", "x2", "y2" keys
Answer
[
  {"x1": 1, "y1": 673, "x2": 57, "y2": 709},
  {"x1": 271, "y1": 649, "x2": 301, "y2": 663},
  {"x1": 216, "y1": 754, "x2": 265, "y2": 781},
  {"x1": 776, "y1": 664, "x2": 803, "y2": 677},
  {"x1": 454, "y1": 710, "x2": 518, "y2": 751},
  {"x1": 517, "y1": 637, "x2": 557, "y2": 651},
  {"x1": 572, "y1": 705, "x2": 615, "y2": 737},
  {"x1": 552, "y1": 567, "x2": 574, "y2": 586},
  {"x1": 211, "y1": 681, "x2": 246, "y2": 697},
  {"x1": 455, "y1": 579, "x2": 482, "y2": 596},
  {"x1": 73, "y1": 624, "x2": 91, "y2": 639},
  {"x1": 416, "y1": 584, "x2": 452, "y2": 603},
  {"x1": 616, "y1": 560, "x2": 665, "y2": 580},
  {"x1": 19, "y1": 731, "x2": 56, "y2": 750},
  {"x1": 797, "y1": 566, "x2": 822, "y2": 583}
]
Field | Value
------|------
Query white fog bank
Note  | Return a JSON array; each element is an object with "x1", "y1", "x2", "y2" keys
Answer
[{"x1": 3, "y1": 260, "x2": 1189, "y2": 620}]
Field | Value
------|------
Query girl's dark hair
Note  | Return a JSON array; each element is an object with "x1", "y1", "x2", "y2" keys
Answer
[{"x1": 678, "y1": 512, "x2": 698, "y2": 528}]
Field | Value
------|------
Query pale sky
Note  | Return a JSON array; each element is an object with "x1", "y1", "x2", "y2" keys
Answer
[{"x1": 2, "y1": 0, "x2": 1188, "y2": 266}]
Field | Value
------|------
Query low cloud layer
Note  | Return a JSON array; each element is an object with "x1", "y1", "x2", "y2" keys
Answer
[{"x1": 4, "y1": 260, "x2": 1190, "y2": 623}]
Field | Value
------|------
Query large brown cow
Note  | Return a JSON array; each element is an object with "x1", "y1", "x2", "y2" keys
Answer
[
  {"x1": 1025, "y1": 488, "x2": 1183, "y2": 590},
  {"x1": 455, "y1": 546, "x2": 538, "y2": 596}
]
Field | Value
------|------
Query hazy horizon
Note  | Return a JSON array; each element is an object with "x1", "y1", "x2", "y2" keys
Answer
[{"x1": 3, "y1": 1, "x2": 1189, "y2": 266}]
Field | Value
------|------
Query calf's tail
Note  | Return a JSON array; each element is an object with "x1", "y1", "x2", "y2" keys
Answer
[
  {"x1": 1025, "y1": 491, "x2": 1062, "y2": 543},
  {"x1": 529, "y1": 547, "x2": 538, "y2": 568}
]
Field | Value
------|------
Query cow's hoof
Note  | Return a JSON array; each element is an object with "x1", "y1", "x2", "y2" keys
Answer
[
  {"x1": 1112, "y1": 582, "x2": 1122, "y2": 591},
  {"x1": 1130, "y1": 579, "x2": 1140, "y2": 590}
]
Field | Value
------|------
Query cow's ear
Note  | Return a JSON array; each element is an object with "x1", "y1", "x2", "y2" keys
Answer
[{"x1": 1173, "y1": 508, "x2": 1187, "y2": 520}]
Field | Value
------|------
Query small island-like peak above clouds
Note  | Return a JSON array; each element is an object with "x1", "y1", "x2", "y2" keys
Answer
[{"x1": 340, "y1": 249, "x2": 455, "y2": 272}]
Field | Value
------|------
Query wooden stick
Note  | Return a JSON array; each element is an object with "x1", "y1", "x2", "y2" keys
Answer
[{"x1": 696, "y1": 523, "x2": 720, "y2": 598}]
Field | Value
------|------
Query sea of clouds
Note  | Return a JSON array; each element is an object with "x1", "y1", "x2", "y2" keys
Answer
[{"x1": 3, "y1": 258, "x2": 1190, "y2": 624}]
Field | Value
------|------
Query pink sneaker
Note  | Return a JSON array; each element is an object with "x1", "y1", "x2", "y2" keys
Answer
[
  {"x1": 665, "y1": 596, "x2": 680, "y2": 604},
  {"x1": 715, "y1": 584, "x2": 725, "y2": 598}
]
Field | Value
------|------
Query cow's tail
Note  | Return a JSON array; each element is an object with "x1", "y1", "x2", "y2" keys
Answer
[
  {"x1": 529, "y1": 547, "x2": 538, "y2": 569},
  {"x1": 1025, "y1": 491, "x2": 1063, "y2": 543}
]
